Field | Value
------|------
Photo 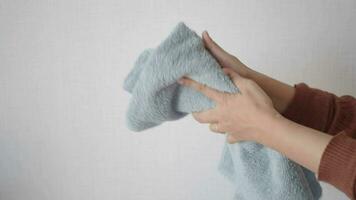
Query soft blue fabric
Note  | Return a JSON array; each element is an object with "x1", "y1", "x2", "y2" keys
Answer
[{"x1": 123, "y1": 22, "x2": 322, "y2": 200}]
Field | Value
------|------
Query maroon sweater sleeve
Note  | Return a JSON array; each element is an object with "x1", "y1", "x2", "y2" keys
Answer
[{"x1": 281, "y1": 83, "x2": 356, "y2": 199}]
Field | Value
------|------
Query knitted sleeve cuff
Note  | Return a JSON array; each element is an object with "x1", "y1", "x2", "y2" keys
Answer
[
  {"x1": 317, "y1": 131, "x2": 356, "y2": 199},
  {"x1": 281, "y1": 83, "x2": 336, "y2": 133},
  {"x1": 283, "y1": 83, "x2": 356, "y2": 198}
]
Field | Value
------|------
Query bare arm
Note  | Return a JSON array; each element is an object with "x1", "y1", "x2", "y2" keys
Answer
[{"x1": 259, "y1": 112, "x2": 333, "y2": 174}]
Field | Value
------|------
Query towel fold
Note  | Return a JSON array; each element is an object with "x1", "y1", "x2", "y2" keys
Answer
[{"x1": 123, "y1": 22, "x2": 322, "y2": 200}]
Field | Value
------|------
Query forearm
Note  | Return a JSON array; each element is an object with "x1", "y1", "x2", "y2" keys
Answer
[
  {"x1": 258, "y1": 114, "x2": 333, "y2": 174},
  {"x1": 245, "y1": 69, "x2": 295, "y2": 113}
]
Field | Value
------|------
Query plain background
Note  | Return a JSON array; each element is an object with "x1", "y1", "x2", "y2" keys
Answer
[{"x1": 1, "y1": 0, "x2": 355, "y2": 199}]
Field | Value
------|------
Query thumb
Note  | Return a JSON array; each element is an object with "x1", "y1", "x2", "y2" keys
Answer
[
  {"x1": 222, "y1": 67, "x2": 244, "y2": 89},
  {"x1": 202, "y1": 31, "x2": 232, "y2": 67}
]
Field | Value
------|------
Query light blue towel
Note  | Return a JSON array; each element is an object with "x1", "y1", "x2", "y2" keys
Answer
[{"x1": 123, "y1": 22, "x2": 322, "y2": 200}]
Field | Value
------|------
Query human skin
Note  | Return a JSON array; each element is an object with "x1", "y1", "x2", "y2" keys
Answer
[{"x1": 177, "y1": 31, "x2": 333, "y2": 175}]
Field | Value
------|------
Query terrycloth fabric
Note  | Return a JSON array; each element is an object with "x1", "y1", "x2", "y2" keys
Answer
[{"x1": 123, "y1": 22, "x2": 322, "y2": 200}]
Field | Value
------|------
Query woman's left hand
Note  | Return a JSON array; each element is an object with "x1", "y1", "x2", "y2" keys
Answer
[{"x1": 178, "y1": 67, "x2": 282, "y2": 144}]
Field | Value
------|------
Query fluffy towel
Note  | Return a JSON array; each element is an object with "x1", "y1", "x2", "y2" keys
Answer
[{"x1": 123, "y1": 22, "x2": 322, "y2": 200}]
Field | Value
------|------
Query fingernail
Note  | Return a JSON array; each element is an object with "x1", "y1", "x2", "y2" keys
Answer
[{"x1": 178, "y1": 78, "x2": 185, "y2": 85}]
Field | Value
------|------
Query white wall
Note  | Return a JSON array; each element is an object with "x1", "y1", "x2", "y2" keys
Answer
[{"x1": 1, "y1": 0, "x2": 355, "y2": 199}]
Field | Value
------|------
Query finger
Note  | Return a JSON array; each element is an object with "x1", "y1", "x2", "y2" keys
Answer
[
  {"x1": 192, "y1": 110, "x2": 218, "y2": 124},
  {"x1": 178, "y1": 77, "x2": 223, "y2": 102},
  {"x1": 202, "y1": 31, "x2": 232, "y2": 67},
  {"x1": 209, "y1": 123, "x2": 225, "y2": 134},
  {"x1": 221, "y1": 67, "x2": 244, "y2": 90}
]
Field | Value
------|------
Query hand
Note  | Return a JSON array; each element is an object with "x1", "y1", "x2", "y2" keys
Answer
[
  {"x1": 182, "y1": 31, "x2": 331, "y2": 176},
  {"x1": 202, "y1": 31, "x2": 252, "y2": 78},
  {"x1": 178, "y1": 67, "x2": 281, "y2": 144},
  {"x1": 202, "y1": 31, "x2": 295, "y2": 113}
]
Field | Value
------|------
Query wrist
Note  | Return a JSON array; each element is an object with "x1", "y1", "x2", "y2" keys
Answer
[{"x1": 255, "y1": 112, "x2": 289, "y2": 146}]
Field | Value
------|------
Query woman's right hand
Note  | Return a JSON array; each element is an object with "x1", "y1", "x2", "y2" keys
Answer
[{"x1": 202, "y1": 31, "x2": 253, "y2": 78}]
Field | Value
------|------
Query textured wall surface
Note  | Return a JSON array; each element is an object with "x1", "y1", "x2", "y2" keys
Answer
[{"x1": 0, "y1": 0, "x2": 355, "y2": 199}]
